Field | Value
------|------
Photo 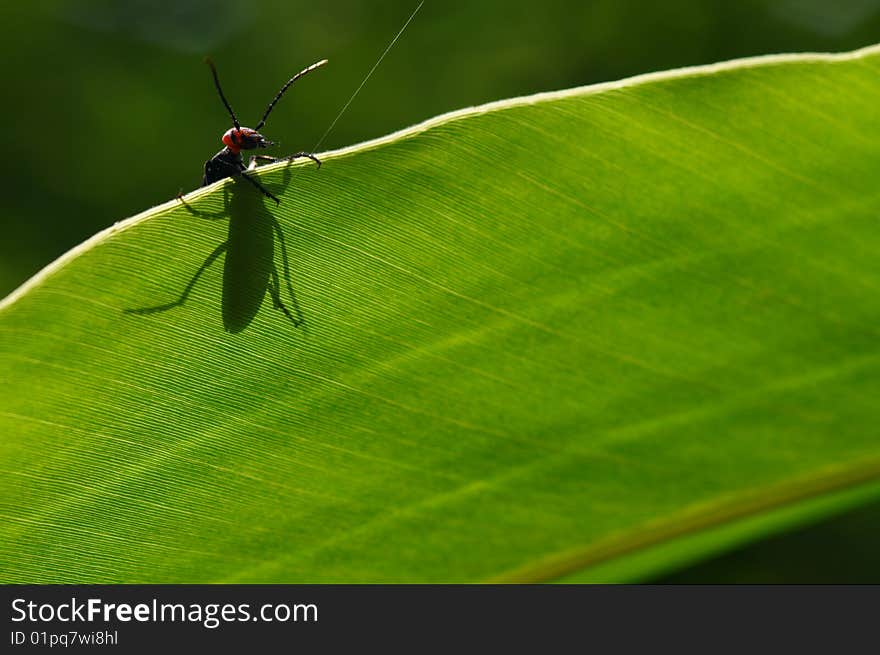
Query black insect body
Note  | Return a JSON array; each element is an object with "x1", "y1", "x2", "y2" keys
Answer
[{"x1": 202, "y1": 58, "x2": 327, "y2": 204}]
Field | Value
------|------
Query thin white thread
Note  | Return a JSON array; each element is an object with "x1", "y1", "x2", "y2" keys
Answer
[{"x1": 313, "y1": 1, "x2": 424, "y2": 152}]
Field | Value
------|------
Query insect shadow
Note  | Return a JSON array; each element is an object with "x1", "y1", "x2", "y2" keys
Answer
[{"x1": 125, "y1": 166, "x2": 306, "y2": 334}]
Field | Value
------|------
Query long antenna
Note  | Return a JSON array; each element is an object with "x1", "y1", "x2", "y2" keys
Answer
[
  {"x1": 205, "y1": 57, "x2": 240, "y2": 129},
  {"x1": 312, "y1": 0, "x2": 424, "y2": 152},
  {"x1": 256, "y1": 59, "x2": 329, "y2": 131}
]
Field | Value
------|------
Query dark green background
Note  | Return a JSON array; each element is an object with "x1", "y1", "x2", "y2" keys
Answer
[{"x1": 2, "y1": 0, "x2": 879, "y2": 582}]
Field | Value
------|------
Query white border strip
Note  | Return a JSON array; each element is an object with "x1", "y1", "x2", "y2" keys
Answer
[{"x1": 3, "y1": 43, "x2": 879, "y2": 313}]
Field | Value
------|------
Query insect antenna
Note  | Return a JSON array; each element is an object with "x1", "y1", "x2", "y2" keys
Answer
[
  {"x1": 205, "y1": 57, "x2": 241, "y2": 129},
  {"x1": 255, "y1": 59, "x2": 329, "y2": 131}
]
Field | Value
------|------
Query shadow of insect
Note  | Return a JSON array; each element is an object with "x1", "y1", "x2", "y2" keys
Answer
[{"x1": 125, "y1": 167, "x2": 307, "y2": 334}]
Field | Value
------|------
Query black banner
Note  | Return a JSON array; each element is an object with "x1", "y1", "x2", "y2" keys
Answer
[{"x1": 2, "y1": 585, "x2": 877, "y2": 652}]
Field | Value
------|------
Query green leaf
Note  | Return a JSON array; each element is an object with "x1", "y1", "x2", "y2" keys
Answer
[{"x1": 2, "y1": 45, "x2": 880, "y2": 583}]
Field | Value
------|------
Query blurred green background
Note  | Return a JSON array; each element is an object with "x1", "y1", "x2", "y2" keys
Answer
[{"x1": 2, "y1": 0, "x2": 879, "y2": 582}]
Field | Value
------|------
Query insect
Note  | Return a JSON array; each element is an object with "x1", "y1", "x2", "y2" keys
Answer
[
  {"x1": 201, "y1": 58, "x2": 327, "y2": 204},
  {"x1": 129, "y1": 3, "x2": 423, "y2": 330}
]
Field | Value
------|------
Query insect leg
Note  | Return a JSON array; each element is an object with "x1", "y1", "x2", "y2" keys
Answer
[
  {"x1": 283, "y1": 152, "x2": 322, "y2": 169},
  {"x1": 248, "y1": 152, "x2": 321, "y2": 169},
  {"x1": 237, "y1": 171, "x2": 280, "y2": 204}
]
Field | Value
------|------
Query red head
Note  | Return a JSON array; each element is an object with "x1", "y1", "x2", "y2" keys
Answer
[
  {"x1": 222, "y1": 127, "x2": 273, "y2": 155},
  {"x1": 206, "y1": 57, "x2": 327, "y2": 156}
]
